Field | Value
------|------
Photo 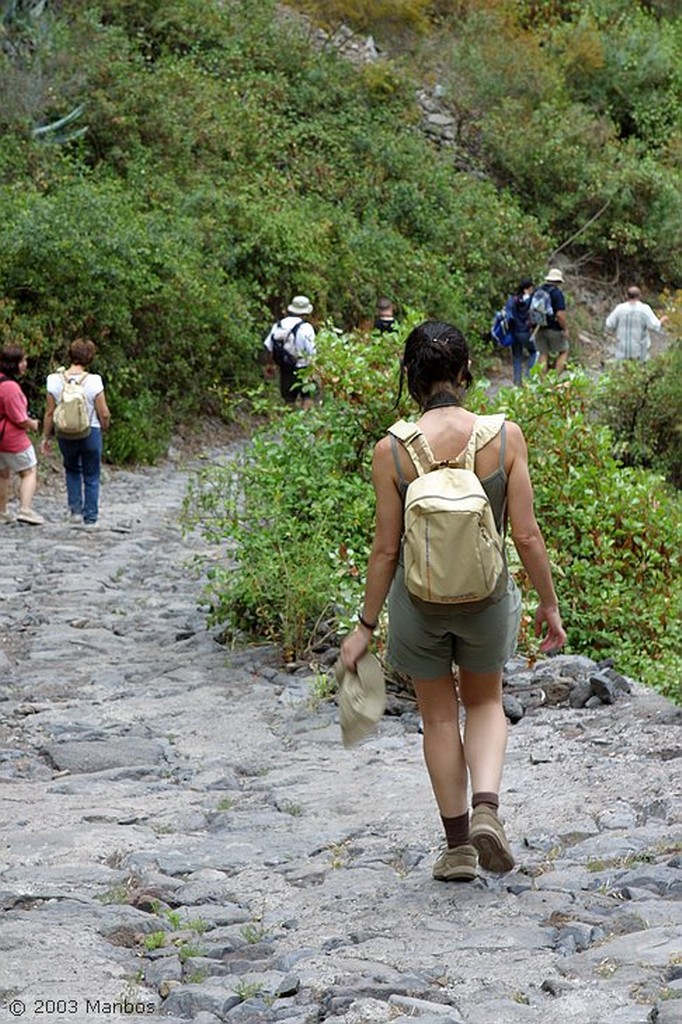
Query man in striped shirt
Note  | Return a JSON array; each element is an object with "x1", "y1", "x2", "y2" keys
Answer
[{"x1": 605, "y1": 286, "x2": 668, "y2": 362}]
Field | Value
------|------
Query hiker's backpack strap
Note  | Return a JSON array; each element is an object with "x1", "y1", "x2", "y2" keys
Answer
[
  {"x1": 389, "y1": 436, "x2": 408, "y2": 493},
  {"x1": 387, "y1": 420, "x2": 435, "y2": 477},
  {"x1": 462, "y1": 414, "x2": 506, "y2": 471},
  {"x1": 288, "y1": 319, "x2": 303, "y2": 346},
  {"x1": 61, "y1": 369, "x2": 89, "y2": 388}
]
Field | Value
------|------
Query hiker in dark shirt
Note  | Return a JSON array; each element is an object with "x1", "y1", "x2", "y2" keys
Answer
[
  {"x1": 506, "y1": 278, "x2": 538, "y2": 386},
  {"x1": 373, "y1": 297, "x2": 397, "y2": 333},
  {"x1": 535, "y1": 268, "x2": 568, "y2": 374}
]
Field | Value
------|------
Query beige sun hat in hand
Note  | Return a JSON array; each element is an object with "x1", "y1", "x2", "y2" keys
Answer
[{"x1": 334, "y1": 652, "x2": 386, "y2": 748}]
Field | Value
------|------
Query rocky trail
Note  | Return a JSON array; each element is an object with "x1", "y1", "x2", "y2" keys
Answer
[{"x1": 0, "y1": 438, "x2": 680, "y2": 1024}]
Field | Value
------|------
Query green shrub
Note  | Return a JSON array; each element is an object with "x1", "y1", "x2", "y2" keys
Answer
[
  {"x1": 592, "y1": 346, "x2": 682, "y2": 489},
  {"x1": 0, "y1": 175, "x2": 258, "y2": 460},
  {"x1": 103, "y1": 389, "x2": 170, "y2": 464},
  {"x1": 430, "y1": 1, "x2": 682, "y2": 283},
  {"x1": 492, "y1": 373, "x2": 681, "y2": 700},
  {"x1": 183, "y1": 402, "x2": 377, "y2": 658}
]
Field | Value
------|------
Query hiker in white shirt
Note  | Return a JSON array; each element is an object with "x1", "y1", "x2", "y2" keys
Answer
[
  {"x1": 263, "y1": 295, "x2": 316, "y2": 409},
  {"x1": 605, "y1": 286, "x2": 668, "y2": 362},
  {"x1": 41, "y1": 338, "x2": 111, "y2": 526}
]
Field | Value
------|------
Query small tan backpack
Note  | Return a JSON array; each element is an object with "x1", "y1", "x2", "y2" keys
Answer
[
  {"x1": 388, "y1": 415, "x2": 506, "y2": 604},
  {"x1": 53, "y1": 371, "x2": 91, "y2": 440}
]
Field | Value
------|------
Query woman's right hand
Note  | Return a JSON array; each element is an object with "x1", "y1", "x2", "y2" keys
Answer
[
  {"x1": 535, "y1": 604, "x2": 567, "y2": 653},
  {"x1": 340, "y1": 625, "x2": 372, "y2": 672}
]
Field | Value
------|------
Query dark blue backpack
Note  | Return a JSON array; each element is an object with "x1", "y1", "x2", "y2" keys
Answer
[{"x1": 490, "y1": 308, "x2": 513, "y2": 348}]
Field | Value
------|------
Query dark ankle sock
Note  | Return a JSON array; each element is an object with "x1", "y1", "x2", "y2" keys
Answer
[
  {"x1": 472, "y1": 791, "x2": 499, "y2": 810},
  {"x1": 441, "y1": 811, "x2": 469, "y2": 848}
]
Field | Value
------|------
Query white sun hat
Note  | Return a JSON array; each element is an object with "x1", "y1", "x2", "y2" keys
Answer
[{"x1": 287, "y1": 295, "x2": 313, "y2": 315}]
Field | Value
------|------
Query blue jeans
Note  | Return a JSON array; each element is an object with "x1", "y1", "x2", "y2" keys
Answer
[
  {"x1": 58, "y1": 429, "x2": 103, "y2": 522},
  {"x1": 511, "y1": 331, "x2": 538, "y2": 384}
]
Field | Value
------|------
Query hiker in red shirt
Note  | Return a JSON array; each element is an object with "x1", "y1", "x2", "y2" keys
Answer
[{"x1": 0, "y1": 344, "x2": 44, "y2": 525}]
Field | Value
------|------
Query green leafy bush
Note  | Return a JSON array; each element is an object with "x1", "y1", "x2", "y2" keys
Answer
[
  {"x1": 0, "y1": 176, "x2": 258, "y2": 458},
  {"x1": 431, "y1": 2, "x2": 682, "y2": 283},
  {"x1": 103, "y1": 388, "x2": 171, "y2": 464},
  {"x1": 592, "y1": 346, "x2": 682, "y2": 488},
  {"x1": 183, "y1": 403, "x2": 376, "y2": 658},
  {"x1": 492, "y1": 373, "x2": 681, "y2": 700}
]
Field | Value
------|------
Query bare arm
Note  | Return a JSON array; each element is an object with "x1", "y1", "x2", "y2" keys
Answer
[
  {"x1": 340, "y1": 438, "x2": 402, "y2": 669},
  {"x1": 506, "y1": 423, "x2": 566, "y2": 653},
  {"x1": 40, "y1": 393, "x2": 56, "y2": 446},
  {"x1": 556, "y1": 309, "x2": 567, "y2": 332},
  {"x1": 95, "y1": 390, "x2": 111, "y2": 431}
]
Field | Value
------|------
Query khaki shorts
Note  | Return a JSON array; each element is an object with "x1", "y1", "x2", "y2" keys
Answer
[
  {"x1": 535, "y1": 328, "x2": 569, "y2": 355},
  {"x1": 0, "y1": 445, "x2": 36, "y2": 473},
  {"x1": 387, "y1": 564, "x2": 522, "y2": 678}
]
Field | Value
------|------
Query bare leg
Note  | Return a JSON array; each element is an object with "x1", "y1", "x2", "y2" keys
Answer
[
  {"x1": 18, "y1": 466, "x2": 37, "y2": 510},
  {"x1": 555, "y1": 350, "x2": 569, "y2": 374},
  {"x1": 537, "y1": 352, "x2": 549, "y2": 373},
  {"x1": 0, "y1": 470, "x2": 9, "y2": 513},
  {"x1": 412, "y1": 672, "x2": 468, "y2": 817},
  {"x1": 458, "y1": 667, "x2": 507, "y2": 796},
  {"x1": 459, "y1": 666, "x2": 514, "y2": 872}
]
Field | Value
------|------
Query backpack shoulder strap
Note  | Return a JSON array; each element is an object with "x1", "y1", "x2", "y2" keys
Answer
[
  {"x1": 462, "y1": 414, "x2": 506, "y2": 471},
  {"x1": 389, "y1": 435, "x2": 408, "y2": 492},
  {"x1": 387, "y1": 420, "x2": 435, "y2": 476},
  {"x1": 60, "y1": 370, "x2": 88, "y2": 388},
  {"x1": 288, "y1": 319, "x2": 304, "y2": 347}
]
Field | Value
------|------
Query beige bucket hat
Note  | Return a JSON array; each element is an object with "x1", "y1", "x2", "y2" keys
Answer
[
  {"x1": 545, "y1": 268, "x2": 564, "y2": 283},
  {"x1": 287, "y1": 295, "x2": 313, "y2": 315},
  {"x1": 334, "y1": 652, "x2": 386, "y2": 748}
]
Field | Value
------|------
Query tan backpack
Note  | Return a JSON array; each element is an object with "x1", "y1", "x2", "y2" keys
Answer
[
  {"x1": 53, "y1": 371, "x2": 91, "y2": 439},
  {"x1": 388, "y1": 415, "x2": 506, "y2": 604}
]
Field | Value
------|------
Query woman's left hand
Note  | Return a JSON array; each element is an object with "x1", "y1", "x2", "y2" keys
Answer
[{"x1": 340, "y1": 625, "x2": 371, "y2": 672}]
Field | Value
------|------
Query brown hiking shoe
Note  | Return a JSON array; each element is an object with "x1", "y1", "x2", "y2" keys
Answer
[
  {"x1": 470, "y1": 805, "x2": 515, "y2": 873},
  {"x1": 432, "y1": 843, "x2": 477, "y2": 882}
]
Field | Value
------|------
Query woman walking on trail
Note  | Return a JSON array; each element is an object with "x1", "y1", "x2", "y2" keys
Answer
[
  {"x1": 0, "y1": 344, "x2": 44, "y2": 525},
  {"x1": 40, "y1": 338, "x2": 111, "y2": 527},
  {"x1": 340, "y1": 320, "x2": 566, "y2": 881},
  {"x1": 507, "y1": 277, "x2": 538, "y2": 386}
]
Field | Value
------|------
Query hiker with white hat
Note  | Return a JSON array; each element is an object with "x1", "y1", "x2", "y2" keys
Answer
[
  {"x1": 533, "y1": 268, "x2": 569, "y2": 374},
  {"x1": 263, "y1": 295, "x2": 317, "y2": 409}
]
